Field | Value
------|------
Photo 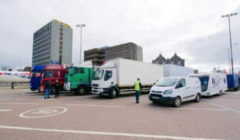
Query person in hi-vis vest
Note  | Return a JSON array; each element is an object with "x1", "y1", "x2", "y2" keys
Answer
[{"x1": 134, "y1": 78, "x2": 142, "y2": 103}]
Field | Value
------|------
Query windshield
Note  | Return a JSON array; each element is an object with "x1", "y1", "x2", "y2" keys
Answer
[
  {"x1": 199, "y1": 76, "x2": 209, "y2": 92},
  {"x1": 93, "y1": 69, "x2": 104, "y2": 80},
  {"x1": 44, "y1": 70, "x2": 55, "y2": 78},
  {"x1": 155, "y1": 77, "x2": 178, "y2": 87}
]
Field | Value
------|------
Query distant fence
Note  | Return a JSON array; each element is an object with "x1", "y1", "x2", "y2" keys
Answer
[{"x1": 0, "y1": 83, "x2": 29, "y2": 87}]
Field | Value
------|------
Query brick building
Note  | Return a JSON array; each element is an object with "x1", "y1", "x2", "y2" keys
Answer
[{"x1": 152, "y1": 53, "x2": 185, "y2": 66}]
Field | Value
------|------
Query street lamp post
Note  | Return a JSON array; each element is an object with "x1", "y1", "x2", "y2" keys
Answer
[
  {"x1": 76, "y1": 24, "x2": 86, "y2": 64},
  {"x1": 222, "y1": 48, "x2": 231, "y2": 73},
  {"x1": 222, "y1": 13, "x2": 237, "y2": 74}
]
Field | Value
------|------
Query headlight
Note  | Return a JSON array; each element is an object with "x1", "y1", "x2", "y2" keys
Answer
[{"x1": 163, "y1": 89, "x2": 172, "y2": 95}]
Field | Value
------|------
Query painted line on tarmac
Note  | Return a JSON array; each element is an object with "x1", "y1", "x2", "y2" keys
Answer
[
  {"x1": 15, "y1": 99, "x2": 54, "y2": 101},
  {"x1": 0, "y1": 109, "x2": 12, "y2": 112},
  {"x1": 0, "y1": 97, "x2": 11, "y2": 100},
  {"x1": 0, "y1": 103, "x2": 39, "y2": 105},
  {"x1": 0, "y1": 125, "x2": 224, "y2": 140},
  {"x1": 157, "y1": 107, "x2": 227, "y2": 111},
  {"x1": 204, "y1": 101, "x2": 240, "y2": 115},
  {"x1": 66, "y1": 104, "x2": 126, "y2": 108}
]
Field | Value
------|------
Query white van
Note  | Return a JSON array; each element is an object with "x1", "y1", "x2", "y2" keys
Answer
[
  {"x1": 188, "y1": 72, "x2": 227, "y2": 96},
  {"x1": 149, "y1": 77, "x2": 201, "y2": 107}
]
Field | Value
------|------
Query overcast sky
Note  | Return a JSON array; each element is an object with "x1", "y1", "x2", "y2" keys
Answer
[{"x1": 0, "y1": 0, "x2": 240, "y2": 73}]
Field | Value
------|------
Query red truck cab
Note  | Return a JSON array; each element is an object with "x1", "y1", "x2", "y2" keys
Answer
[{"x1": 40, "y1": 65, "x2": 66, "y2": 92}]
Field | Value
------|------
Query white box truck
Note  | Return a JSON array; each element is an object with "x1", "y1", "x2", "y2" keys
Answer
[
  {"x1": 91, "y1": 58, "x2": 164, "y2": 98},
  {"x1": 188, "y1": 72, "x2": 227, "y2": 96},
  {"x1": 163, "y1": 64, "x2": 194, "y2": 77}
]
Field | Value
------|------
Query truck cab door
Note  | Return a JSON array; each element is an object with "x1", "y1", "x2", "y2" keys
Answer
[{"x1": 102, "y1": 69, "x2": 117, "y2": 88}]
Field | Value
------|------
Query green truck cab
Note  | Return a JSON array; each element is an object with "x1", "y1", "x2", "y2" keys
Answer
[{"x1": 65, "y1": 63, "x2": 93, "y2": 95}]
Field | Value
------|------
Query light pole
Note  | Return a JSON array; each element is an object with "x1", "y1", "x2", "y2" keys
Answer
[
  {"x1": 76, "y1": 24, "x2": 86, "y2": 64},
  {"x1": 222, "y1": 48, "x2": 231, "y2": 73},
  {"x1": 222, "y1": 13, "x2": 237, "y2": 74}
]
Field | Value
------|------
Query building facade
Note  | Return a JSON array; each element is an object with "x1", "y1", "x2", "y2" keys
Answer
[
  {"x1": 152, "y1": 53, "x2": 185, "y2": 66},
  {"x1": 84, "y1": 42, "x2": 143, "y2": 66},
  {"x1": 32, "y1": 19, "x2": 72, "y2": 66}
]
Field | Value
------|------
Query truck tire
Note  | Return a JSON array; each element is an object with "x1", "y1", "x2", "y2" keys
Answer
[
  {"x1": 75, "y1": 86, "x2": 88, "y2": 95},
  {"x1": 195, "y1": 93, "x2": 201, "y2": 102},
  {"x1": 37, "y1": 87, "x2": 43, "y2": 93},
  {"x1": 109, "y1": 88, "x2": 117, "y2": 99},
  {"x1": 173, "y1": 97, "x2": 181, "y2": 107}
]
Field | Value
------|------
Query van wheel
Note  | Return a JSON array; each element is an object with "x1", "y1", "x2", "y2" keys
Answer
[
  {"x1": 174, "y1": 97, "x2": 181, "y2": 107},
  {"x1": 218, "y1": 90, "x2": 223, "y2": 96},
  {"x1": 195, "y1": 93, "x2": 201, "y2": 102},
  {"x1": 109, "y1": 88, "x2": 117, "y2": 99},
  {"x1": 75, "y1": 86, "x2": 88, "y2": 95}
]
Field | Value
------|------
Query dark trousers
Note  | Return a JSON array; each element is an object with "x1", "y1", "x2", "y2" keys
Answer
[
  {"x1": 135, "y1": 91, "x2": 140, "y2": 102},
  {"x1": 55, "y1": 88, "x2": 60, "y2": 97}
]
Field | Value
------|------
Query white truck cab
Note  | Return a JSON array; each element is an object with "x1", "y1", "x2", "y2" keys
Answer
[
  {"x1": 91, "y1": 62, "x2": 118, "y2": 97},
  {"x1": 149, "y1": 77, "x2": 201, "y2": 107}
]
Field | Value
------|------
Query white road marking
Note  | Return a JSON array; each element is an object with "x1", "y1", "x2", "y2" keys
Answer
[
  {"x1": 66, "y1": 104, "x2": 126, "y2": 108},
  {"x1": 0, "y1": 125, "x2": 224, "y2": 140},
  {"x1": 0, "y1": 103, "x2": 39, "y2": 105},
  {"x1": 0, "y1": 97, "x2": 11, "y2": 100},
  {"x1": 19, "y1": 107, "x2": 67, "y2": 118},
  {"x1": 206, "y1": 102, "x2": 240, "y2": 115},
  {"x1": 0, "y1": 109, "x2": 12, "y2": 112},
  {"x1": 157, "y1": 107, "x2": 227, "y2": 111},
  {"x1": 15, "y1": 99, "x2": 54, "y2": 101}
]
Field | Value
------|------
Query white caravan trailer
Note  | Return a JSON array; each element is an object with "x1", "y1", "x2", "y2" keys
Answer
[{"x1": 188, "y1": 72, "x2": 227, "y2": 96}]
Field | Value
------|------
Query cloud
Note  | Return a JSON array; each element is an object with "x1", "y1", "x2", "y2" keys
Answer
[{"x1": 0, "y1": 0, "x2": 239, "y2": 73}]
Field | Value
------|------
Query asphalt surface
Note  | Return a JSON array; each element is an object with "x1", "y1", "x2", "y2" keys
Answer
[{"x1": 0, "y1": 88, "x2": 240, "y2": 140}]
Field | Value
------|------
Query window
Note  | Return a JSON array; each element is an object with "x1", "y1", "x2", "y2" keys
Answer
[
  {"x1": 212, "y1": 78, "x2": 215, "y2": 85},
  {"x1": 178, "y1": 61, "x2": 181, "y2": 65},
  {"x1": 104, "y1": 70, "x2": 112, "y2": 81},
  {"x1": 176, "y1": 78, "x2": 186, "y2": 88},
  {"x1": 74, "y1": 68, "x2": 84, "y2": 74},
  {"x1": 44, "y1": 70, "x2": 54, "y2": 77}
]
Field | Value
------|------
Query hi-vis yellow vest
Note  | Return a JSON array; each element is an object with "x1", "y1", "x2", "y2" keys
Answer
[{"x1": 135, "y1": 81, "x2": 140, "y2": 91}]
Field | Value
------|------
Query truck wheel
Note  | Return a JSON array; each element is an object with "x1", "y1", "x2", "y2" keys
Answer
[
  {"x1": 195, "y1": 93, "x2": 201, "y2": 102},
  {"x1": 109, "y1": 88, "x2": 117, "y2": 99},
  {"x1": 37, "y1": 87, "x2": 43, "y2": 93},
  {"x1": 218, "y1": 90, "x2": 222, "y2": 96},
  {"x1": 173, "y1": 97, "x2": 181, "y2": 107},
  {"x1": 76, "y1": 86, "x2": 88, "y2": 95}
]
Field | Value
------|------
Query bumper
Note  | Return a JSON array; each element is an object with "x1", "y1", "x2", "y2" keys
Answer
[
  {"x1": 91, "y1": 87, "x2": 108, "y2": 95},
  {"x1": 149, "y1": 94, "x2": 176, "y2": 104}
]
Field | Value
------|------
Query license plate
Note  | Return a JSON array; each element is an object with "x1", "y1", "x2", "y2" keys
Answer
[{"x1": 152, "y1": 96, "x2": 159, "y2": 100}]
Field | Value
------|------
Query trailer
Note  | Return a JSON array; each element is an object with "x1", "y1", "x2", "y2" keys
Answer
[
  {"x1": 189, "y1": 72, "x2": 228, "y2": 96},
  {"x1": 163, "y1": 64, "x2": 194, "y2": 77},
  {"x1": 227, "y1": 74, "x2": 240, "y2": 91}
]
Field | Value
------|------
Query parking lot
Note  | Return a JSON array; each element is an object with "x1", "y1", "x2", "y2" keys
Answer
[{"x1": 0, "y1": 88, "x2": 240, "y2": 140}]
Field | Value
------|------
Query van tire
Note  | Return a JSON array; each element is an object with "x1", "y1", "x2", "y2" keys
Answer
[
  {"x1": 75, "y1": 86, "x2": 88, "y2": 95},
  {"x1": 195, "y1": 93, "x2": 201, "y2": 102},
  {"x1": 173, "y1": 97, "x2": 181, "y2": 107},
  {"x1": 109, "y1": 88, "x2": 117, "y2": 99}
]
